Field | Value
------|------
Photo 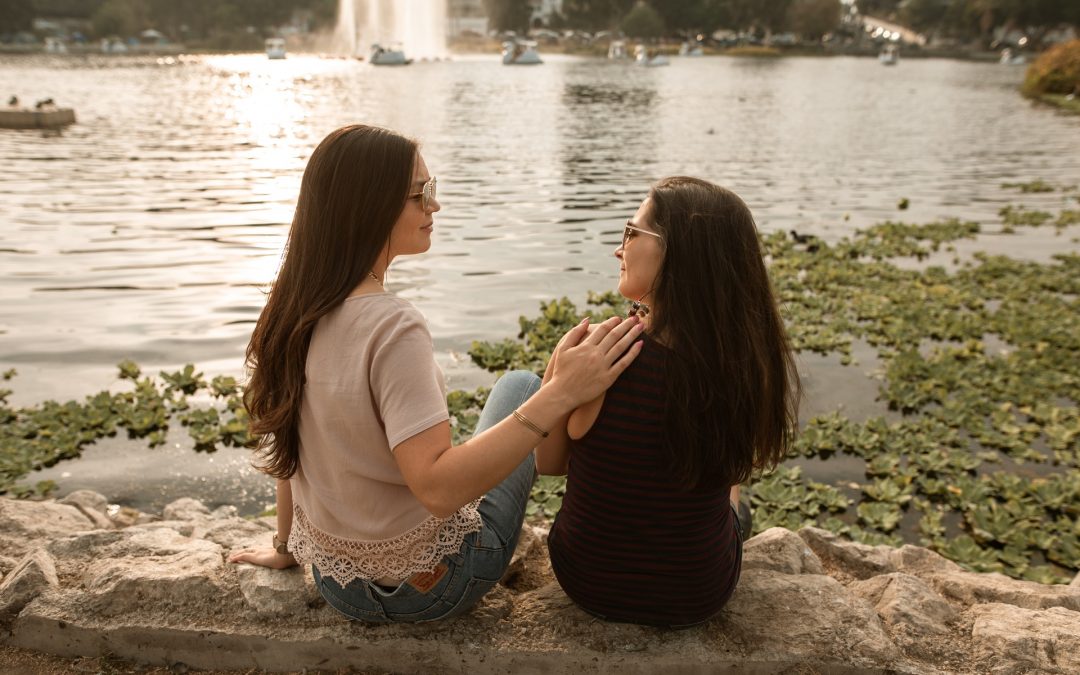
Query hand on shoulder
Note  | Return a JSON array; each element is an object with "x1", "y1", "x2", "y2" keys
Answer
[{"x1": 548, "y1": 316, "x2": 644, "y2": 408}]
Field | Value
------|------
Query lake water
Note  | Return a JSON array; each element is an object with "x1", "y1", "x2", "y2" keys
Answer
[{"x1": 2, "y1": 52, "x2": 1079, "y2": 513}]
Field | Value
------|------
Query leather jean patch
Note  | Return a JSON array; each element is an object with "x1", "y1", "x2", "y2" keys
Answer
[{"x1": 406, "y1": 563, "x2": 448, "y2": 593}]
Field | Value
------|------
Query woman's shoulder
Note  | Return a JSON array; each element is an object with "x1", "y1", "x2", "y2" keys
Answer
[
  {"x1": 340, "y1": 293, "x2": 426, "y2": 324},
  {"x1": 628, "y1": 331, "x2": 668, "y2": 366},
  {"x1": 313, "y1": 294, "x2": 431, "y2": 346}
]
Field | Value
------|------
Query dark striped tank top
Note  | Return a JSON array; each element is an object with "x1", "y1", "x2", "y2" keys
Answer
[{"x1": 547, "y1": 336, "x2": 742, "y2": 626}]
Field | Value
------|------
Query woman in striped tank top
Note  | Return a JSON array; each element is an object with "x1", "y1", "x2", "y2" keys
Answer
[{"x1": 536, "y1": 176, "x2": 801, "y2": 627}]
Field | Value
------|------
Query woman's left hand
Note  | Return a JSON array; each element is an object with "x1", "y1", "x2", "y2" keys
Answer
[{"x1": 228, "y1": 547, "x2": 298, "y2": 570}]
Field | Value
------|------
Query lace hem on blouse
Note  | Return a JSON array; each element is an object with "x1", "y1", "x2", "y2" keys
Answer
[{"x1": 287, "y1": 501, "x2": 483, "y2": 587}]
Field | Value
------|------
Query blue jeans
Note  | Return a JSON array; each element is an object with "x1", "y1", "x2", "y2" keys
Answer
[{"x1": 312, "y1": 370, "x2": 541, "y2": 622}]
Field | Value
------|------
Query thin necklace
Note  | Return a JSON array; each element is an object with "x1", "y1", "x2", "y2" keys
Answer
[{"x1": 369, "y1": 271, "x2": 382, "y2": 286}]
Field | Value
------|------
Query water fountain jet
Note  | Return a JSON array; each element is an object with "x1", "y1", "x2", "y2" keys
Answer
[{"x1": 332, "y1": 0, "x2": 448, "y2": 61}]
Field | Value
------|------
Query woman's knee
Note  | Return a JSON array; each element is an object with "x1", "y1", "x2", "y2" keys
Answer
[{"x1": 492, "y1": 370, "x2": 541, "y2": 401}]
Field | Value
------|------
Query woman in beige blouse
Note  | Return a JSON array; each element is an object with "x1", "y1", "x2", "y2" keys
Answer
[{"x1": 228, "y1": 124, "x2": 642, "y2": 622}]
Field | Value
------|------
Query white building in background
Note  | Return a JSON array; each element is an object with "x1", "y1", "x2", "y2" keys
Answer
[{"x1": 448, "y1": 0, "x2": 488, "y2": 36}]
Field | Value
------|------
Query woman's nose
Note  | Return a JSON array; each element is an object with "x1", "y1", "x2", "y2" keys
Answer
[{"x1": 428, "y1": 196, "x2": 442, "y2": 213}]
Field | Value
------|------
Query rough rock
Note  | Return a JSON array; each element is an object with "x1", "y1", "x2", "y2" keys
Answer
[
  {"x1": 133, "y1": 520, "x2": 196, "y2": 537},
  {"x1": 45, "y1": 529, "x2": 128, "y2": 559},
  {"x1": 161, "y1": 498, "x2": 211, "y2": 521},
  {"x1": 715, "y1": 570, "x2": 903, "y2": 668},
  {"x1": 203, "y1": 518, "x2": 273, "y2": 551},
  {"x1": 110, "y1": 505, "x2": 148, "y2": 528},
  {"x1": 888, "y1": 544, "x2": 964, "y2": 576},
  {"x1": 970, "y1": 603, "x2": 1080, "y2": 674},
  {"x1": 57, "y1": 490, "x2": 113, "y2": 530},
  {"x1": 4, "y1": 494, "x2": 1080, "y2": 674},
  {"x1": 798, "y1": 527, "x2": 897, "y2": 579},
  {"x1": 922, "y1": 569, "x2": 1080, "y2": 612},
  {"x1": 742, "y1": 526, "x2": 824, "y2": 575},
  {"x1": 0, "y1": 549, "x2": 59, "y2": 619},
  {"x1": 235, "y1": 563, "x2": 321, "y2": 617},
  {"x1": 47, "y1": 525, "x2": 221, "y2": 562},
  {"x1": 0, "y1": 499, "x2": 94, "y2": 559},
  {"x1": 0, "y1": 556, "x2": 17, "y2": 577},
  {"x1": 211, "y1": 505, "x2": 238, "y2": 519},
  {"x1": 83, "y1": 549, "x2": 226, "y2": 617},
  {"x1": 850, "y1": 572, "x2": 958, "y2": 636},
  {"x1": 499, "y1": 523, "x2": 540, "y2": 585}
]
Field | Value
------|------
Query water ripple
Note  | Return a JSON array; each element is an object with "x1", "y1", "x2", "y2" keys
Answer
[{"x1": 1, "y1": 53, "x2": 1078, "y2": 404}]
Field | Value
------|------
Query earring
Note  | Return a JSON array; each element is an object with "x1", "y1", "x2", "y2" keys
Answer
[{"x1": 628, "y1": 299, "x2": 650, "y2": 318}]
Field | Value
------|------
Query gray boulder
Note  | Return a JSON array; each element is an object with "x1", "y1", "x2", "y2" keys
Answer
[
  {"x1": 0, "y1": 548, "x2": 59, "y2": 620},
  {"x1": 57, "y1": 490, "x2": 113, "y2": 530},
  {"x1": 203, "y1": 518, "x2": 273, "y2": 551},
  {"x1": 161, "y1": 498, "x2": 211, "y2": 521},
  {"x1": 234, "y1": 563, "x2": 322, "y2": 617},
  {"x1": 49, "y1": 525, "x2": 220, "y2": 562},
  {"x1": 922, "y1": 569, "x2": 1080, "y2": 612},
  {"x1": 850, "y1": 572, "x2": 958, "y2": 636},
  {"x1": 743, "y1": 526, "x2": 824, "y2": 575},
  {"x1": 798, "y1": 527, "x2": 896, "y2": 579},
  {"x1": 0, "y1": 499, "x2": 94, "y2": 558},
  {"x1": 715, "y1": 569, "x2": 903, "y2": 669},
  {"x1": 970, "y1": 603, "x2": 1080, "y2": 674},
  {"x1": 83, "y1": 549, "x2": 226, "y2": 617},
  {"x1": 4, "y1": 494, "x2": 1079, "y2": 674}
]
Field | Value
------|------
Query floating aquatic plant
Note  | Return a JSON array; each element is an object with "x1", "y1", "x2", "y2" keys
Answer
[
  {"x1": 0, "y1": 362, "x2": 256, "y2": 492},
  {"x1": 1001, "y1": 180, "x2": 1056, "y2": 193},
  {"x1": 460, "y1": 202, "x2": 1079, "y2": 583},
  {"x1": 2, "y1": 197, "x2": 1078, "y2": 584}
]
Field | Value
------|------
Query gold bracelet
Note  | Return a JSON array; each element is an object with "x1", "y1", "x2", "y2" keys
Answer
[{"x1": 512, "y1": 409, "x2": 549, "y2": 438}]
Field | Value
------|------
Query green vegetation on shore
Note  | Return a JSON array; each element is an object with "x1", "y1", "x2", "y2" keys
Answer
[
  {"x1": 462, "y1": 187, "x2": 1080, "y2": 584},
  {"x1": 0, "y1": 363, "x2": 252, "y2": 498},
  {"x1": 2, "y1": 186, "x2": 1078, "y2": 583},
  {"x1": 1022, "y1": 39, "x2": 1080, "y2": 115}
]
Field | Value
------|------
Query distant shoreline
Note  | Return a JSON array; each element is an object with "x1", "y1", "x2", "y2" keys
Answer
[
  {"x1": 0, "y1": 41, "x2": 1011, "y2": 63},
  {"x1": 1034, "y1": 93, "x2": 1080, "y2": 114}
]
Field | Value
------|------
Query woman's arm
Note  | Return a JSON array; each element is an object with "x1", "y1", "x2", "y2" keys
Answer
[
  {"x1": 534, "y1": 344, "x2": 573, "y2": 475},
  {"x1": 394, "y1": 315, "x2": 643, "y2": 517},
  {"x1": 535, "y1": 323, "x2": 610, "y2": 474},
  {"x1": 276, "y1": 478, "x2": 294, "y2": 543},
  {"x1": 227, "y1": 479, "x2": 298, "y2": 569}
]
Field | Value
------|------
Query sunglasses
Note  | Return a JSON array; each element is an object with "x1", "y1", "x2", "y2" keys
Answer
[
  {"x1": 623, "y1": 221, "x2": 662, "y2": 247},
  {"x1": 407, "y1": 176, "x2": 437, "y2": 211}
]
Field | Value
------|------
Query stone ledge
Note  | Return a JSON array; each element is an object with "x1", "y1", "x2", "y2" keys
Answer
[{"x1": 2, "y1": 494, "x2": 1078, "y2": 674}]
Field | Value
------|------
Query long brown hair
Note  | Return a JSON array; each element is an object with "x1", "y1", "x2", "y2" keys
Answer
[
  {"x1": 646, "y1": 176, "x2": 800, "y2": 490},
  {"x1": 244, "y1": 125, "x2": 418, "y2": 479}
]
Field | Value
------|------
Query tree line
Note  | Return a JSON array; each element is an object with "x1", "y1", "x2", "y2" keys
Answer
[
  {"x1": 1, "y1": 0, "x2": 338, "y2": 42},
  {"x1": 485, "y1": 0, "x2": 1080, "y2": 43},
  {"x1": 3, "y1": 0, "x2": 1077, "y2": 45}
]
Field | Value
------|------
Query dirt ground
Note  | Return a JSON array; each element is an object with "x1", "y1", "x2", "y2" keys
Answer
[{"x1": 0, "y1": 646, "x2": 395, "y2": 675}]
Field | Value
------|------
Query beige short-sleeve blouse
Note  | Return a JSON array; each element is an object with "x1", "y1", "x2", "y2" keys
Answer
[{"x1": 287, "y1": 293, "x2": 482, "y2": 586}]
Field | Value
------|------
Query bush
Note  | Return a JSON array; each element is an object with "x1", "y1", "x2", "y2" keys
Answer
[
  {"x1": 620, "y1": 3, "x2": 664, "y2": 40},
  {"x1": 1022, "y1": 39, "x2": 1080, "y2": 98}
]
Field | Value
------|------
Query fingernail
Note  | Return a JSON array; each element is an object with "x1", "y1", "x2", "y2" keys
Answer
[{"x1": 579, "y1": 317, "x2": 589, "y2": 325}]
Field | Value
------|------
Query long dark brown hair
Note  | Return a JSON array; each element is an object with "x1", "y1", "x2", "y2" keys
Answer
[
  {"x1": 244, "y1": 125, "x2": 418, "y2": 479},
  {"x1": 645, "y1": 176, "x2": 800, "y2": 490}
]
